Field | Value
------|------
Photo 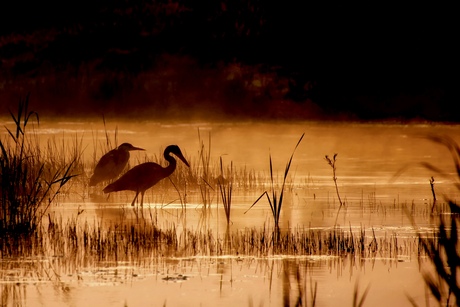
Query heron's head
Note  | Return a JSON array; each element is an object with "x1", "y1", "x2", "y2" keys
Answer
[
  {"x1": 118, "y1": 143, "x2": 145, "y2": 152},
  {"x1": 166, "y1": 145, "x2": 190, "y2": 167}
]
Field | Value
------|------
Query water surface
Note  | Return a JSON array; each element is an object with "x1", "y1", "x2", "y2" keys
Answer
[{"x1": 1, "y1": 119, "x2": 458, "y2": 306}]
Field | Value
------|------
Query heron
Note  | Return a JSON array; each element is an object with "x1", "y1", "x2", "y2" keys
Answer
[
  {"x1": 89, "y1": 143, "x2": 145, "y2": 186},
  {"x1": 102, "y1": 145, "x2": 190, "y2": 207}
]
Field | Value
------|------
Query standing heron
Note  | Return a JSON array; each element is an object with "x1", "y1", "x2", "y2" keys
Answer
[
  {"x1": 103, "y1": 145, "x2": 190, "y2": 207},
  {"x1": 89, "y1": 143, "x2": 145, "y2": 186}
]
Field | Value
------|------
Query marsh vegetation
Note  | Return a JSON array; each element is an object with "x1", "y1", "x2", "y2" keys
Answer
[{"x1": 1, "y1": 99, "x2": 460, "y2": 306}]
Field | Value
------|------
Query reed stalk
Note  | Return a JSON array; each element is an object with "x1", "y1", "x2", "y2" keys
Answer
[
  {"x1": 325, "y1": 153, "x2": 344, "y2": 226},
  {"x1": 419, "y1": 203, "x2": 460, "y2": 306},
  {"x1": 217, "y1": 156, "x2": 233, "y2": 252},
  {"x1": 353, "y1": 278, "x2": 371, "y2": 307},
  {"x1": 245, "y1": 133, "x2": 304, "y2": 243},
  {"x1": 196, "y1": 129, "x2": 214, "y2": 231},
  {"x1": 429, "y1": 176, "x2": 437, "y2": 213},
  {"x1": 0, "y1": 95, "x2": 78, "y2": 243},
  {"x1": 218, "y1": 156, "x2": 233, "y2": 226},
  {"x1": 403, "y1": 135, "x2": 460, "y2": 306}
]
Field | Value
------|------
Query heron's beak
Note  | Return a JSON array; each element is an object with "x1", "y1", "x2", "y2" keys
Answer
[
  {"x1": 178, "y1": 154, "x2": 190, "y2": 167},
  {"x1": 131, "y1": 146, "x2": 145, "y2": 151}
]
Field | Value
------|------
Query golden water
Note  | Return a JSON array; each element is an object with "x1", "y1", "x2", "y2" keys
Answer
[{"x1": 1, "y1": 119, "x2": 459, "y2": 306}]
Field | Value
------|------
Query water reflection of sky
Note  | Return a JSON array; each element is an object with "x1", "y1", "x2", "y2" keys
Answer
[
  {"x1": 2, "y1": 256, "x2": 436, "y2": 307},
  {"x1": 2, "y1": 120, "x2": 457, "y2": 306}
]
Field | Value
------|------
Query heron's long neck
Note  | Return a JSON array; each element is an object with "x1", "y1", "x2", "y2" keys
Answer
[{"x1": 164, "y1": 153, "x2": 177, "y2": 177}]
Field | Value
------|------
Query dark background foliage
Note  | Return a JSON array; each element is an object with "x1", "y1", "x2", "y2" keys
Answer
[{"x1": 0, "y1": 1, "x2": 457, "y2": 121}]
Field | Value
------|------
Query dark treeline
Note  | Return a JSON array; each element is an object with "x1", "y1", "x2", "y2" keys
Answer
[{"x1": 0, "y1": 1, "x2": 457, "y2": 121}]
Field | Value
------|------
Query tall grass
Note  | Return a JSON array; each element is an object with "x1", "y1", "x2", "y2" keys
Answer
[
  {"x1": 245, "y1": 133, "x2": 304, "y2": 240},
  {"x1": 197, "y1": 129, "x2": 212, "y2": 183},
  {"x1": 217, "y1": 156, "x2": 233, "y2": 252},
  {"x1": 18, "y1": 214, "x2": 417, "y2": 260},
  {"x1": 0, "y1": 95, "x2": 78, "y2": 243},
  {"x1": 396, "y1": 135, "x2": 460, "y2": 306},
  {"x1": 88, "y1": 116, "x2": 120, "y2": 184},
  {"x1": 196, "y1": 129, "x2": 213, "y2": 227},
  {"x1": 412, "y1": 135, "x2": 460, "y2": 306},
  {"x1": 419, "y1": 206, "x2": 460, "y2": 306},
  {"x1": 218, "y1": 156, "x2": 233, "y2": 226}
]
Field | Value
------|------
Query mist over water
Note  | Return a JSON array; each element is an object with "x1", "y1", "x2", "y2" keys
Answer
[
  {"x1": 1, "y1": 2, "x2": 458, "y2": 305},
  {"x1": 1, "y1": 118, "x2": 457, "y2": 306}
]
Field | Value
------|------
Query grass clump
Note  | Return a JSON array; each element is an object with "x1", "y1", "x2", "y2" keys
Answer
[
  {"x1": 413, "y1": 135, "x2": 460, "y2": 306},
  {"x1": 246, "y1": 133, "x2": 304, "y2": 239},
  {"x1": 420, "y1": 206, "x2": 460, "y2": 306},
  {"x1": 218, "y1": 156, "x2": 233, "y2": 227},
  {"x1": 0, "y1": 95, "x2": 78, "y2": 246},
  {"x1": 398, "y1": 135, "x2": 460, "y2": 306}
]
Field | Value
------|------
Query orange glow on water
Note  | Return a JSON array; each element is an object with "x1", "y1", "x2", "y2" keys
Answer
[{"x1": 1, "y1": 119, "x2": 458, "y2": 306}]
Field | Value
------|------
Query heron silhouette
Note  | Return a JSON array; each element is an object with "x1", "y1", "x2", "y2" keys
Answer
[
  {"x1": 89, "y1": 143, "x2": 145, "y2": 186},
  {"x1": 103, "y1": 145, "x2": 190, "y2": 207}
]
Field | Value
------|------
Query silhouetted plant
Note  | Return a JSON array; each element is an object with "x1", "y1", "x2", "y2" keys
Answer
[
  {"x1": 217, "y1": 156, "x2": 233, "y2": 252},
  {"x1": 0, "y1": 95, "x2": 78, "y2": 242},
  {"x1": 245, "y1": 133, "x2": 304, "y2": 242},
  {"x1": 429, "y1": 176, "x2": 437, "y2": 213},
  {"x1": 405, "y1": 135, "x2": 460, "y2": 306},
  {"x1": 325, "y1": 153, "x2": 344, "y2": 226},
  {"x1": 197, "y1": 129, "x2": 213, "y2": 215},
  {"x1": 218, "y1": 156, "x2": 233, "y2": 226},
  {"x1": 91, "y1": 115, "x2": 119, "y2": 168},
  {"x1": 420, "y1": 205, "x2": 460, "y2": 306},
  {"x1": 353, "y1": 278, "x2": 371, "y2": 307}
]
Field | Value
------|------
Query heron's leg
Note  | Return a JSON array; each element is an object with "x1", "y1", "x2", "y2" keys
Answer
[
  {"x1": 131, "y1": 192, "x2": 139, "y2": 207},
  {"x1": 140, "y1": 191, "x2": 145, "y2": 207}
]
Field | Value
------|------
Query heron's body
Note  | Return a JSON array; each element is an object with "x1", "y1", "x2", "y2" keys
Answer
[
  {"x1": 103, "y1": 145, "x2": 189, "y2": 207},
  {"x1": 89, "y1": 143, "x2": 144, "y2": 186}
]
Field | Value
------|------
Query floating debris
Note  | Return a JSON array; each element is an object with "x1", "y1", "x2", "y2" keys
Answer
[{"x1": 162, "y1": 274, "x2": 188, "y2": 282}]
